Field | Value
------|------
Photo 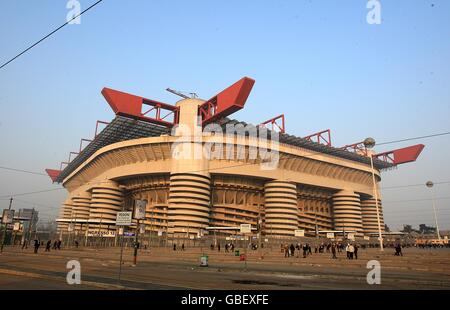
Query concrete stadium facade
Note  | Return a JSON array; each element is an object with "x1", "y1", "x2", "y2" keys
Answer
[{"x1": 55, "y1": 97, "x2": 387, "y2": 239}]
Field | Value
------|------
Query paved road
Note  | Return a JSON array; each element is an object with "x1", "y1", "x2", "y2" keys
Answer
[{"x1": 0, "y1": 247, "x2": 449, "y2": 290}]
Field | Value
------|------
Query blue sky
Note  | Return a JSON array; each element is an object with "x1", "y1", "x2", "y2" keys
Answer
[{"x1": 0, "y1": 0, "x2": 449, "y2": 230}]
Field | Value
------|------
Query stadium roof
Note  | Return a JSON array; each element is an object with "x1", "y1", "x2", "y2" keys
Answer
[{"x1": 54, "y1": 115, "x2": 392, "y2": 183}]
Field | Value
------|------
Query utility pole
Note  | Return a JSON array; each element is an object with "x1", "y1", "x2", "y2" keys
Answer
[{"x1": 1, "y1": 198, "x2": 13, "y2": 253}]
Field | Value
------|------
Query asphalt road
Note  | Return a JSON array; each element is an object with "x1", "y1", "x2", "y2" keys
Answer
[{"x1": 0, "y1": 247, "x2": 449, "y2": 290}]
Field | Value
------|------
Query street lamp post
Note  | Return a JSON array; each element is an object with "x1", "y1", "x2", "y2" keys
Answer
[
  {"x1": 363, "y1": 137, "x2": 384, "y2": 251},
  {"x1": 426, "y1": 181, "x2": 441, "y2": 241}
]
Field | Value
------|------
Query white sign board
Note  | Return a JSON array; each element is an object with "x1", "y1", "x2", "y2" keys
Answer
[
  {"x1": 134, "y1": 200, "x2": 147, "y2": 220},
  {"x1": 294, "y1": 229, "x2": 305, "y2": 237},
  {"x1": 1, "y1": 209, "x2": 14, "y2": 224},
  {"x1": 118, "y1": 227, "x2": 124, "y2": 235},
  {"x1": 364, "y1": 236, "x2": 370, "y2": 241},
  {"x1": 13, "y1": 222, "x2": 21, "y2": 231},
  {"x1": 240, "y1": 224, "x2": 251, "y2": 234},
  {"x1": 116, "y1": 211, "x2": 132, "y2": 226},
  {"x1": 68, "y1": 223, "x2": 75, "y2": 232},
  {"x1": 347, "y1": 233, "x2": 355, "y2": 241},
  {"x1": 326, "y1": 232, "x2": 335, "y2": 239},
  {"x1": 87, "y1": 230, "x2": 116, "y2": 238},
  {"x1": 158, "y1": 230, "x2": 163, "y2": 237},
  {"x1": 139, "y1": 224, "x2": 146, "y2": 234}
]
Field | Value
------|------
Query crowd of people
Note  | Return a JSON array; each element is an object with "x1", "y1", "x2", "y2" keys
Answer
[
  {"x1": 280, "y1": 242, "x2": 363, "y2": 260},
  {"x1": 27, "y1": 239, "x2": 63, "y2": 254}
]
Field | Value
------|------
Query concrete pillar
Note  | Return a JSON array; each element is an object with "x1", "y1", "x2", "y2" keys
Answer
[
  {"x1": 168, "y1": 98, "x2": 211, "y2": 237},
  {"x1": 332, "y1": 190, "x2": 363, "y2": 236},
  {"x1": 89, "y1": 180, "x2": 124, "y2": 232},
  {"x1": 264, "y1": 181, "x2": 299, "y2": 237},
  {"x1": 361, "y1": 198, "x2": 385, "y2": 235},
  {"x1": 57, "y1": 198, "x2": 73, "y2": 233},
  {"x1": 71, "y1": 191, "x2": 91, "y2": 233}
]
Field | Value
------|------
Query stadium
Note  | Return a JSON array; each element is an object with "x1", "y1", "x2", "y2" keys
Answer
[{"x1": 46, "y1": 77, "x2": 424, "y2": 242}]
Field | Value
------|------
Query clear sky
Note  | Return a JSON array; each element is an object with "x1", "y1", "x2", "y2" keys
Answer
[{"x1": 0, "y1": 0, "x2": 449, "y2": 231}]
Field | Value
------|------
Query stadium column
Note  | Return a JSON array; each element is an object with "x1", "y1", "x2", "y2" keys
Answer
[
  {"x1": 71, "y1": 191, "x2": 91, "y2": 239},
  {"x1": 89, "y1": 180, "x2": 124, "y2": 236},
  {"x1": 264, "y1": 181, "x2": 299, "y2": 237},
  {"x1": 361, "y1": 197, "x2": 385, "y2": 236},
  {"x1": 332, "y1": 190, "x2": 363, "y2": 236},
  {"x1": 58, "y1": 198, "x2": 74, "y2": 238},
  {"x1": 169, "y1": 98, "x2": 211, "y2": 239}
]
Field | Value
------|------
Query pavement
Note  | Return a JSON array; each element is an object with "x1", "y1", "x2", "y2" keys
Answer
[{"x1": 0, "y1": 245, "x2": 449, "y2": 290}]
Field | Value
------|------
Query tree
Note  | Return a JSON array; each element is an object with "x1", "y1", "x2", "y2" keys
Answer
[
  {"x1": 384, "y1": 224, "x2": 391, "y2": 232},
  {"x1": 401, "y1": 224, "x2": 415, "y2": 233},
  {"x1": 418, "y1": 224, "x2": 436, "y2": 234}
]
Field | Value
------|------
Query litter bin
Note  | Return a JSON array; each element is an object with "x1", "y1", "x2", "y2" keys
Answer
[
  {"x1": 200, "y1": 255, "x2": 209, "y2": 267},
  {"x1": 234, "y1": 250, "x2": 240, "y2": 257},
  {"x1": 240, "y1": 254, "x2": 246, "y2": 261}
]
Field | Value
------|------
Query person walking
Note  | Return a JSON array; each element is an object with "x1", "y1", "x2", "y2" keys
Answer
[
  {"x1": 181, "y1": 243, "x2": 185, "y2": 251},
  {"x1": 173, "y1": 243, "x2": 177, "y2": 251},
  {"x1": 348, "y1": 244, "x2": 355, "y2": 259},
  {"x1": 57, "y1": 240, "x2": 62, "y2": 250},
  {"x1": 33, "y1": 239, "x2": 40, "y2": 254},
  {"x1": 290, "y1": 244, "x2": 295, "y2": 257},
  {"x1": 354, "y1": 244, "x2": 359, "y2": 260},
  {"x1": 345, "y1": 244, "x2": 350, "y2": 259},
  {"x1": 52, "y1": 240, "x2": 58, "y2": 250},
  {"x1": 331, "y1": 243, "x2": 337, "y2": 259},
  {"x1": 45, "y1": 240, "x2": 51, "y2": 252},
  {"x1": 218, "y1": 244, "x2": 221, "y2": 252},
  {"x1": 302, "y1": 243, "x2": 308, "y2": 258}
]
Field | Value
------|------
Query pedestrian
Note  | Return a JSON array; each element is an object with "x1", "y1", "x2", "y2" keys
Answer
[
  {"x1": 331, "y1": 243, "x2": 337, "y2": 259},
  {"x1": 33, "y1": 239, "x2": 40, "y2": 254},
  {"x1": 345, "y1": 244, "x2": 350, "y2": 259},
  {"x1": 74, "y1": 240, "x2": 79, "y2": 248},
  {"x1": 225, "y1": 243, "x2": 229, "y2": 252},
  {"x1": 302, "y1": 243, "x2": 308, "y2": 258},
  {"x1": 45, "y1": 240, "x2": 51, "y2": 252},
  {"x1": 290, "y1": 244, "x2": 295, "y2": 257},
  {"x1": 57, "y1": 240, "x2": 62, "y2": 250},
  {"x1": 218, "y1": 244, "x2": 221, "y2": 252},
  {"x1": 348, "y1": 244, "x2": 355, "y2": 259},
  {"x1": 181, "y1": 243, "x2": 185, "y2": 251},
  {"x1": 22, "y1": 239, "x2": 28, "y2": 250},
  {"x1": 354, "y1": 244, "x2": 359, "y2": 260},
  {"x1": 308, "y1": 244, "x2": 312, "y2": 255},
  {"x1": 173, "y1": 244, "x2": 177, "y2": 251},
  {"x1": 52, "y1": 240, "x2": 58, "y2": 250}
]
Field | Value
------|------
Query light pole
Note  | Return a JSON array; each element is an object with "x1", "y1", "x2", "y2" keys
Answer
[
  {"x1": 363, "y1": 137, "x2": 384, "y2": 251},
  {"x1": 426, "y1": 181, "x2": 441, "y2": 241}
]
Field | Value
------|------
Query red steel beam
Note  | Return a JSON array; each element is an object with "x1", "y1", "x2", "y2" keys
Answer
[
  {"x1": 79, "y1": 138, "x2": 92, "y2": 153},
  {"x1": 259, "y1": 114, "x2": 285, "y2": 134},
  {"x1": 45, "y1": 169, "x2": 61, "y2": 183},
  {"x1": 101, "y1": 88, "x2": 179, "y2": 127},
  {"x1": 199, "y1": 77, "x2": 255, "y2": 126},
  {"x1": 341, "y1": 141, "x2": 368, "y2": 156},
  {"x1": 303, "y1": 129, "x2": 332, "y2": 146},
  {"x1": 374, "y1": 144, "x2": 425, "y2": 165}
]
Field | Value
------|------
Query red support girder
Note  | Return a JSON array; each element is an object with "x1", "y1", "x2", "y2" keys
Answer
[
  {"x1": 101, "y1": 88, "x2": 179, "y2": 127},
  {"x1": 79, "y1": 138, "x2": 92, "y2": 153},
  {"x1": 374, "y1": 144, "x2": 425, "y2": 165},
  {"x1": 259, "y1": 114, "x2": 285, "y2": 134},
  {"x1": 68, "y1": 152, "x2": 79, "y2": 163},
  {"x1": 199, "y1": 77, "x2": 255, "y2": 126},
  {"x1": 95, "y1": 120, "x2": 109, "y2": 137},
  {"x1": 341, "y1": 141, "x2": 368, "y2": 156},
  {"x1": 303, "y1": 129, "x2": 332, "y2": 146},
  {"x1": 45, "y1": 169, "x2": 61, "y2": 183}
]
